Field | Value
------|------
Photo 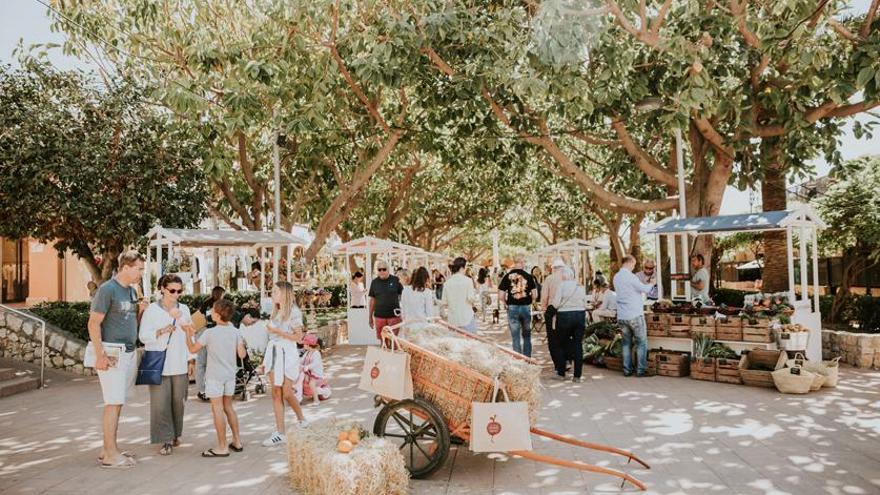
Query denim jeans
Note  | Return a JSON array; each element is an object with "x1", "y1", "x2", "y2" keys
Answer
[
  {"x1": 619, "y1": 315, "x2": 648, "y2": 375},
  {"x1": 556, "y1": 311, "x2": 586, "y2": 378},
  {"x1": 507, "y1": 305, "x2": 532, "y2": 357}
]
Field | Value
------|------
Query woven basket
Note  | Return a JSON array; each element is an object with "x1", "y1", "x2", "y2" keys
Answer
[
  {"x1": 809, "y1": 372, "x2": 825, "y2": 391},
  {"x1": 772, "y1": 367, "x2": 815, "y2": 394},
  {"x1": 788, "y1": 353, "x2": 841, "y2": 388}
]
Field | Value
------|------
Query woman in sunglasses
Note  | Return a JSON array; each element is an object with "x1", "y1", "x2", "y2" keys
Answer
[{"x1": 138, "y1": 274, "x2": 193, "y2": 455}]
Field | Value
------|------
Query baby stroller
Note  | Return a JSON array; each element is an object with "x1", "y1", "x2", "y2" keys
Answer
[{"x1": 235, "y1": 350, "x2": 266, "y2": 401}]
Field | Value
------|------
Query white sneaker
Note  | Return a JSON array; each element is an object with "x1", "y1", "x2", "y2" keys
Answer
[
  {"x1": 262, "y1": 432, "x2": 285, "y2": 447},
  {"x1": 297, "y1": 419, "x2": 310, "y2": 428}
]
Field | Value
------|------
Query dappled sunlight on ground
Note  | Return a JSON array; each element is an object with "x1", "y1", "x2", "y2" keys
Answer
[{"x1": 1, "y1": 317, "x2": 879, "y2": 494}]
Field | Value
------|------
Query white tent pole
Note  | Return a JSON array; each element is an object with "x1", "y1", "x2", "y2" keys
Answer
[
  {"x1": 157, "y1": 241, "x2": 164, "y2": 279},
  {"x1": 654, "y1": 234, "x2": 663, "y2": 300},
  {"x1": 786, "y1": 227, "x2": 796, "y2": 303},
  {"x1": 667, "y1": 234, "x2": 677, "y2": 298},
  {"x1": 273, "y1": 245, "x2": 280, "y2": 287},
  {"x1": 287, "y1": 244, "x2": 293, "y2": 283},
  {"x1": 799, "y1": 227, "x2": 808, "y2": 303},
  {"x1": 143, "y1": 242, "x2": 152, "y2": 299},
  {"x1": 811, "y1": 227, "x2": 820, "y2": 312}
]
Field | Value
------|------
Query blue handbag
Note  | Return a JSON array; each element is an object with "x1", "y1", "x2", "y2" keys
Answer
[{"x1": 136, "y1": 319, "x2": 174, "y2": 386}]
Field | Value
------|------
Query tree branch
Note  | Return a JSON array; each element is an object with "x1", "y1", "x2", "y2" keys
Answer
[
  {"x1": 862, "y1": 0, "x2": 880, "y2": 39},
  {"x1": 693, "y1": 117, "x2": 734, "y2": 159},
  {"x1": 611, "y1": 118, "x2": 679, "y2": 186},
  {"x1": 208, "y1": 204, "x2": 244, "y2": 230},
  {"x1": 212, "y1": 177, "x2": 255, "y2": 230},
  {"x1": 828, "y1": 19, "x2": 859, "y2": 43},
  {"x1": 729, "y1": 0, "x2": 762, "y2": 49}
]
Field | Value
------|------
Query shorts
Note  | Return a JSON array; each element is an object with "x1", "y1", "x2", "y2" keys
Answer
[
  {"x1": 97, "y1": 350, "x2": 137, "y2": 406},
  {"x1": 205, "y1": 378, "x2": 236, "y2": 398}
]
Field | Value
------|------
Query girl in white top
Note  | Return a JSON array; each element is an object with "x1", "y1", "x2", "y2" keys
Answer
[
  {"x1": 349, "y1": 272, "x2": 367, "y2": 308},
  {"x1": 139, "y1": 274, "x2": 193, "y2": 455},
  {"x1": 262, "y1": 281, "x2": 308, "y2": 447},
  {"x1": 400, "y1": 267, "x2": 436, "y2": 331}
]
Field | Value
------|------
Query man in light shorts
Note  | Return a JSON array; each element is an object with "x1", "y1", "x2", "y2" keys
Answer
[
  {"x1": 185, "y1": 299, "x2": 246, "y2": 457},
  {"x1": 87, "y1": 250, "x2": 146, "y2": 469}
]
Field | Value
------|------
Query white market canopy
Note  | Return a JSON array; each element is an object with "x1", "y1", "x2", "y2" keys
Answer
[
  {"x1": 331, "y1": 236, "x2": 425, "y2": 256},
  {"x1": 144, "y1": 226, "x2": 310, "y2": 298},
  {"x1": 646, "y1": 207, "x2": 826, "y2": 235},
  {"x1": 146, "y1": 226, "x2": 308, "y2": 248},
  {"x1": 535, "y1": 238, "x2": 609, "y2": 255},
  {"x1": 533, "y1": 238, "x2": 609, "y2": 284}
]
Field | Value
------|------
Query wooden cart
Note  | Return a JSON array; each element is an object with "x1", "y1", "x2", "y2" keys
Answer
[{"x1": 372, "y1": 320, "x2": 650, "y2": 490}]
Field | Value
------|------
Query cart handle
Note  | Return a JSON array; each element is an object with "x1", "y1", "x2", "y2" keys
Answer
[
  {"x1": 530, "y1": 427, "x2": 651, "y2": 469},
  {"x1": 511, "y1": 450, "x2": 647, "y2": 491}
]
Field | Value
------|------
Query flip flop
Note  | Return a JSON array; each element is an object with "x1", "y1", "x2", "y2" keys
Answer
[
  {"x1": 100, "y1": 456, "x2": 135, "y2": 469},
  {"x1": 96, "y1": 451, "x2": 135, "y2": 464},
  {"x1": 228, "y1": 443, "x2": 244, "y2": 453},
  {"x1": 201, "y1": 448, "x2": 230, "y2": 458}
]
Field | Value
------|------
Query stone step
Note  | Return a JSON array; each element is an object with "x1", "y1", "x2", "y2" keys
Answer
[
  {"x1": 0, "y1": 375, "x2": 40, "y2": 398},
  {"x1": 0, "y1": 368, "x2": 16, "y2": 382}
]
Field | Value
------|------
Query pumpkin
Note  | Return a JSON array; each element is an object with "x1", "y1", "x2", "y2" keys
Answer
[
  {"x1": 348, "y1": 429, "x2": 361, "y2": 444},
  {"x1": 337, "y1": 431, "x2": 349, "y2": 442},
  {"x1": 336, "y1": 440, "x2": 354, "y2": 453}
]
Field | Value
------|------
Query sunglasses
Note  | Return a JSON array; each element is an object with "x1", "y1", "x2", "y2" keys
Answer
[
  {"x1": 377, "y1": 268, "x2": 388, "y2": 272},
  {"x1": 165, "y1": 288, "x2": 184, "y2": 294}
]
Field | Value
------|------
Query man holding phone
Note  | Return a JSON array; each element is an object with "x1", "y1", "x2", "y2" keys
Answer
[{"x1": 87, "y1": 250, "x2": 147, "y2": 469}]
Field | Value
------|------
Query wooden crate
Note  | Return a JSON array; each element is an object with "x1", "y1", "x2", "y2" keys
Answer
[
  {"x1": 655, "y1": 351, "x2": 691, "y2": 377},
  {"x1": 738, "y1": 349, "x2": 786, "y2": 387},
  {"x1": 690, "y1": 358, "x2": 716, "y2": 382},
  {"x1": 742, "y1": 317, "x2": 773, "y2": 343},
  {"x1": 716, "y1": 316, "x2": 743, "y2": 341},
  {"x1": 689, "y1": 315, "x2": 716, "y2": 339},
  {"x1": 716, "y1": 358, "x2": 742, "y2": 384},
  {"x1": 604, "y1": 356, "x2": 623, "y2": 371},
  {"x1": 668, "y1": 314, "x2": 691, "y2": 338},
  {"x1": 646, "y1": 313, "x2": 668, "y2": 337}
]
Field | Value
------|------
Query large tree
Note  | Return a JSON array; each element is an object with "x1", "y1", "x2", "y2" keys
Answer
[
  {"x1": 0, "y1": 62, "x2": 208, "y2": 282},
  {"x1": 816, "y1": 155, "x2": 880, "y2": 321}
]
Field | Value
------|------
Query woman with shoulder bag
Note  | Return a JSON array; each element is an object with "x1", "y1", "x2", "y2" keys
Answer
[
  {"x1": 138, "y1": 274, "x2": 193, "y2": 455},
  {"x1": 549, "y1": 267, "x2": 588, "y2": 383}
]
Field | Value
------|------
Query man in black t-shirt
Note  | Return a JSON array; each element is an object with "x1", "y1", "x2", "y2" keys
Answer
[
  {"x1": 368, "y1": 260, "x2": 403, "y2": 340},
  {"x1": 498, "y1": 255, "x2": 538, "y2": 357}
]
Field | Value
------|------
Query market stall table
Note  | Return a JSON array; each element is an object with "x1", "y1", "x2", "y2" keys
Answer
[{"x1": 646, "y1": 207, "x2": 826, "y2": 360}]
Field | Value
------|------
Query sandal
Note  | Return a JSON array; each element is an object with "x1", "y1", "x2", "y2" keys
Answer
[
  {"x1": 201, "y1": 448, "x2": 230, "y2": 458},
  {"x1": 100, "y1": 456, "x2": 136, "y2": 469},
  {"x1": 229, "y1": 443, "x2": 244, "y2": 453},
  {"x1": 96, "y1": 451, "x2": 135, "y2": 464},
  {"x1": 159, "y1": 443, "x2": 173, "y2": 456}
]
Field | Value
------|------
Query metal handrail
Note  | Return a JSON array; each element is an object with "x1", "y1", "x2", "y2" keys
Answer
[{"x1": 0, "y1": 304, "x2": 46, "y2": 389}]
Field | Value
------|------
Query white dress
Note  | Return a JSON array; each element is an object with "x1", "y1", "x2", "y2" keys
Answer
[{"x1": 262, "y1": 306, "x2": 303, "y2": 386}]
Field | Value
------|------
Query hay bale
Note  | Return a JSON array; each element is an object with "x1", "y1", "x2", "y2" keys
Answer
[
  {"x1": 288, "y1": 418, "x2": 409, "y2": 495},
  {"x1": 401, "y1": 324, "x2": 542, "y2": 425}
]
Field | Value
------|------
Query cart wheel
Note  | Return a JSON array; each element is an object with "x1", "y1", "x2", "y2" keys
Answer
[{"x1": 373, "y1": 398, "x2": 450, "y2": 479}]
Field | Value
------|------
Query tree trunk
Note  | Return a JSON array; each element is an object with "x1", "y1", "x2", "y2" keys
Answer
[
  {"x1": 302, "y1": 133, "x2": 402, "y2": 264},
  {"x1": 761, "y1": 138, "x2": 789, "y2": 292},
  {"x1": 830, "y1": 251, "x2": 858, "y2": 323}
]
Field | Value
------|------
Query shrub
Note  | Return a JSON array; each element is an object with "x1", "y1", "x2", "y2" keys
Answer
[{"x1": 30, "y1": 302, "x2": 91, "y2": 341}]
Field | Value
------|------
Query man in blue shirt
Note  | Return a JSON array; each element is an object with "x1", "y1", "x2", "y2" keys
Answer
[{"x1": 612, "y1": 255, "x2": 656, "y2": 377}]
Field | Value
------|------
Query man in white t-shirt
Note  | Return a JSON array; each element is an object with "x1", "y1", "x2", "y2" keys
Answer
[{"x1": 690, "y1": 254, "x2": 710, "y2": 302}]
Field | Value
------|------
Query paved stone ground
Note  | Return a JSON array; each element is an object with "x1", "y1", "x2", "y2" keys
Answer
[{"x1": 1, "y1": 318, "x2": 879, "y2": 495}]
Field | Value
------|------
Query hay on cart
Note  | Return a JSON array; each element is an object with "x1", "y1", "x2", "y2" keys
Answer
[{"x1": 400, "y1": 323, "x2": 542, "y2": 426}]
